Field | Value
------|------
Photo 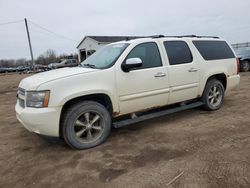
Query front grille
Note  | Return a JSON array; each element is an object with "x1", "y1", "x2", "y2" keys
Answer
[{"x1": 19, "y1": 98, "x2": 25, "y2": 108}]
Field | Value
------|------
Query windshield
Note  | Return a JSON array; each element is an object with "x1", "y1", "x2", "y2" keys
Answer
[{"x1": 81, "y1": 43, "x2": 129, "y2": 69}]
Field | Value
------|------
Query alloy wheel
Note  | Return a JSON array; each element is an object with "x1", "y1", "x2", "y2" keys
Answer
[
  {"x1": 208, "y1": 85, "x2": 222, "y2": 107},
  {"x1": 74, "y1": 111, "x2": 104, "y2": 143}
]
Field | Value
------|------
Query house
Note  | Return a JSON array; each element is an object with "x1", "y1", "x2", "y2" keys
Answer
[{"x1": 76, "y1": 36, "x2": 140, "y2": 62}]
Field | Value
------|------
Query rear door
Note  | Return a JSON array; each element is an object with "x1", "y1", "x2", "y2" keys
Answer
[{"x1": 163, "y1": 41, "x2": 200, "y2": 104}]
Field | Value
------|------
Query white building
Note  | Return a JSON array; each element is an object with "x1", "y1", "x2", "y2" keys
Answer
[{"x1": 76, "y1": 36, "x2": 139, "y2": 62}]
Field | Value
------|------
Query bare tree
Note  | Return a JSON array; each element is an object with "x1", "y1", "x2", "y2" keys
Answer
[
  {"x1": 0, "y1": 49, "x2": 78, "y2": 68},
  {"x1": 45, "y1": 49, "x2": 56, "y2": 59},
  {"x1": 35, "y1": 49, "x2": 57, "y2": 65},
  {"x1": 15, "y1": 58, "x2": 28, "y2": 66}
]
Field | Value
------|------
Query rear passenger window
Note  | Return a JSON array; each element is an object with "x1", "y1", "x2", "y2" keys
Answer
[
  {"x1": 164, "y1": 41, "x2": 193, "y2": 65},
  {"x1": 193, "y1": 40, "x2": 235, "y2": 60},
  {"x1": 126, "y1": 42, "x2": 162, "y2": 69}
]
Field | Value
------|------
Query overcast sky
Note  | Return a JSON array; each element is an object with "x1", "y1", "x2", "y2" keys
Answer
[{"x1": 0, "y1": 0, "x2": 250, "y2": 59}]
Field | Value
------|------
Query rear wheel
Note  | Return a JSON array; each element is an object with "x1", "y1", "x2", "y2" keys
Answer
[
  {"x1": 240, "y1": 61, "x2": 250, "y2": 72},
  {"x1": 62, "y1": 101, "x2": 111, "y2": 149},
  {"x1": 202, "y1": 79, "x2": 225, "y2": 111}
]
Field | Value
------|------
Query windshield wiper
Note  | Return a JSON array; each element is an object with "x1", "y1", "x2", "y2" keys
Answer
[{"x1": 82, "y1": 63, "x2": 97, "y2": 69}]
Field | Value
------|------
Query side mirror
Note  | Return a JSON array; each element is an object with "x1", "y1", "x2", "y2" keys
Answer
[{"x1": 122, "y1": 58, "x2": 142, "y2": 72}]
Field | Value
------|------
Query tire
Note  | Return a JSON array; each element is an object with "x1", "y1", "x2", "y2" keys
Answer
[
  {"x1": 62, "y1": 101, "x2": 111, "y2": 149},
  {"x1": 240, "y1": 61, "x2": 250, "y2": 72},
  {"x1": 202, "y1": 79, "x2": 225, "y2": 111}
]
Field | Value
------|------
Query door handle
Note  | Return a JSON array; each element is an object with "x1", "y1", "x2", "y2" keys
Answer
[
  {"x1": 154, "y1": 72, "x2": 166, "y2": 77},
  {"x1": 188, "y1": 68, "x2": 198, "y2": 72}
]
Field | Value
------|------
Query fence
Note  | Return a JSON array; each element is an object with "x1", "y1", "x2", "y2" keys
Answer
[{"x1": 232, "y1": 42, "x2": 250, "y2": 49}]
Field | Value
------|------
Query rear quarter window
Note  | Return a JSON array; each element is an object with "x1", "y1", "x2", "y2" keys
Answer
[{"x1": 193, "y1": 40, "x2": 235, "y2": 60}]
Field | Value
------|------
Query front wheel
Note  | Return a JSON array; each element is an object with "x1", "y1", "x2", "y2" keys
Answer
[
  {"x1": 62, "y1": 101, "x2": 111, "y2": 149},
  {"x1": 202, "y1": 79, "x2": 225, "y2": 111}
]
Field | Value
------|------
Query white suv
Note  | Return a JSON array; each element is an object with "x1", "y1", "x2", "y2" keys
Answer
[{"x1": 16, "y1": 35, "x2": 240, "y2": 149}]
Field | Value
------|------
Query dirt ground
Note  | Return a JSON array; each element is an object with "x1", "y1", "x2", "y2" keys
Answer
[{"x1": 0, "y1": 72, "x2": 249, "y2": 188}]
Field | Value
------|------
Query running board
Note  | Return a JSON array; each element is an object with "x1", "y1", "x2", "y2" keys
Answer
[{"x1": 113, "y1": 101, "x2": 204, "y2": 128}]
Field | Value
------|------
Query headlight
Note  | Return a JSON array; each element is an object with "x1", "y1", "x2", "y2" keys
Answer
[{"x1": 26, "y1": 90, "x2": 50, "y2": 108}]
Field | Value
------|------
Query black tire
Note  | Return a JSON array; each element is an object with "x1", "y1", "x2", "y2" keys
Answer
[
  {"x1": 202, "y1": 79, "x2": 225, "y2": 111},
  {"x1": 240, "y1": 61, "x2": 250, "y2": 72},
  {"x1": 62, "y1": 101, "x2": 111, "y2": 149}
]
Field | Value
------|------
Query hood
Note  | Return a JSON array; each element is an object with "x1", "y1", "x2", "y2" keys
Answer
[{"x1": 19, "y1": 67, "x2": 98, "y2": 90}]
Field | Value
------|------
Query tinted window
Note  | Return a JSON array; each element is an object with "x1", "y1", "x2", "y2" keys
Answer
[
  {"x1": 193, "y1": 40, "x2": 235, "y2": 60},
  {"x1": 164, "y1": 41, "x2": 193, "y2": 65},
  {"x1": 126, "y1": 42, "x2": 162, "y2": 69}
]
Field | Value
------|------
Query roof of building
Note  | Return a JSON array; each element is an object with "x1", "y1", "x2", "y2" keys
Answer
[{"x1": 77, "y1": 36, "x2": 141, "y2": 48}]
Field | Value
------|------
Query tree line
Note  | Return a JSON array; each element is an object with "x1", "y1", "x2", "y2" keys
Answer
[{"x1": 0, "y1": 49, "x2": 78, "y2": 68}]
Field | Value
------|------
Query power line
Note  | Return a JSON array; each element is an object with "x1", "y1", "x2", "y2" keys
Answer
[
  {"x1": 0, "y1": 18, "x2": 79, "y2": 43},
  {"x1": 29, "y1": 25, "x2": 75, "y2": 41},
  {"x1": 29, "y1": 26, "x2": 57, "y2": 37},
  {"x1": 0, "y1": 19, "x2": 23, "y2": 26},
  {"x1": 28, "y1": 19, "x2": 79, "y2": 43}
]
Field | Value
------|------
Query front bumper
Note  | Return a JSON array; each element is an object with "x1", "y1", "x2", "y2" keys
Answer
[{"x1": 15, "y1": 103, "x2": 61, "y2": 137}]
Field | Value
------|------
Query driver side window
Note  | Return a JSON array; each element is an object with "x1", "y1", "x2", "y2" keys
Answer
[{"x1": 126, "y1": 42, "x2": 162, "y2": 69}]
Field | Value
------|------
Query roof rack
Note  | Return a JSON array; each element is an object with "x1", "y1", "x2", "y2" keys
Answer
[
  {"x1": 150, "y1": 35, "x2": 165, "y2": 38},
  {"x1": 186, "y1": 35, "x2": 219, "y2": 39},
  {"x1": 149, "y1": 35, "x2": 219, "y2": 39}
]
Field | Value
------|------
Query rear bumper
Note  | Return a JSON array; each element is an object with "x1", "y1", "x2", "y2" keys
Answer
[
  {"x1": 227, "y1": 74, "x2": 240, "y2": 92},
  {"x1": 15, "y1": 103, "x2": 61, "y2": 137}
]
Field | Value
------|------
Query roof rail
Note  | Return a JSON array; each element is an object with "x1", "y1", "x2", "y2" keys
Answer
[
  {"x1": 150, "y1": 35, "x2": 165, "y2": 38},
  {"x1": 193, "y1": 35, "x2": 219, "y2": 39},
  {"x1": 149, "y1": 35, "x2": 219, "y2": 39}
]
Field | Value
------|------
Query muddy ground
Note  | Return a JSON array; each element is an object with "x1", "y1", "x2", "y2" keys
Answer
[{"x1": 0, "y1": 72, "x2": 249, "y2": 188}]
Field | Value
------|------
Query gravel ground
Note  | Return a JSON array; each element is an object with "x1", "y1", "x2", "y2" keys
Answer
[{"x1": 0, "y1": 72, "x2": 249, "y2": 188}]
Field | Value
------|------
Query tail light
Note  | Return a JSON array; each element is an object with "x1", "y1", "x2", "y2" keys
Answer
[{"x1": 236, "y1": 58, "x2": 240, "y2": 74}]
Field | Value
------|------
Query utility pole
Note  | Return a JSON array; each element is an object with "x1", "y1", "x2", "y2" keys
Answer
[{"x1": 24, "y1": 18, "x2": 35, "y2": 70}]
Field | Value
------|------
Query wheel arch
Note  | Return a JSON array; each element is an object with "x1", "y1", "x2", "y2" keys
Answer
[
  {"x1": 200, "y1": 73, "x2": 227, "y2": 96},
  {"x1": 59, "y1": 93, "x2": 114, "y2": 138}
]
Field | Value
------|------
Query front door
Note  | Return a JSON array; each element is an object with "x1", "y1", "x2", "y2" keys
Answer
[{"x1": 116, "y1": 42, "x2": 170, "y2": 115}]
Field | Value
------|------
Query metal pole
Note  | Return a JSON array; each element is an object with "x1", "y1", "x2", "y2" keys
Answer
[{"x1": 24, "y1": 18, "x2": 35, "y2": 70}]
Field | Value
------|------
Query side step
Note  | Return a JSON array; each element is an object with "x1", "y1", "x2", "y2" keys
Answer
[{"x1": 113, "y1": 101, "x2": 204, "y2": 128}]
